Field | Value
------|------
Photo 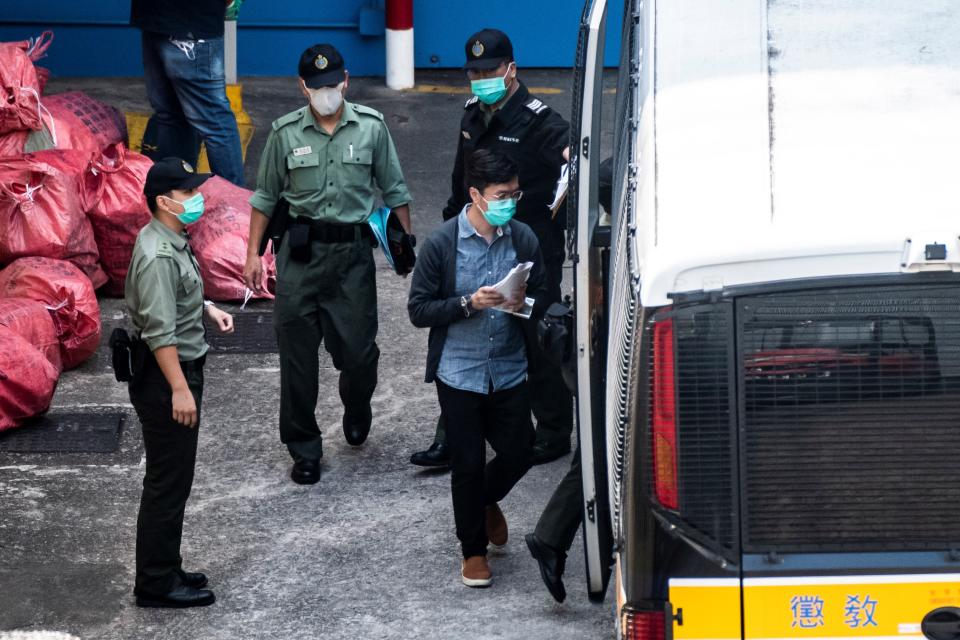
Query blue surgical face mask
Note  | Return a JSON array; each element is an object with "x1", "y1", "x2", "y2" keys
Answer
[
  {"x1": 470, "y1": 64, "x2": 513, "y2": 105},
  {"x1": 165, "y1": 193, "x2": 205, "y2": 224},
  {"x1": 481, "y1": 195, "x2": 517, "y2": 226}
]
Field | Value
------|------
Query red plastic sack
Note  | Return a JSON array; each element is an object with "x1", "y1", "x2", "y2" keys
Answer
[
  {"x1": 43, "y1": 91, "x2": 127, "y2": 153},
  {"x1": 0, "y1": 129, "x2": 32, "y2": 156},
  {"x1": 0, "y1": 326, "x2": 59, "y2": 432},
  {"x1": 0, "y1": 257, "x2": 101, "y2": 370},
  {"x1": 0, "y1": 297, "x2": 63, "y2": 371},
  {"x1": 84, "y1": 144, "x2": 153, "y2": 295},
  {"x1": 192, "y1": 176, "x2": 276, "y2": 301},
  {"x1": 0, "y1": 150, "x2": 107, "y2": 288},
  {"x1": 36, "y1": 67, "x2": 50, "y2": 95},
  {"x1": 0, "y1": 32, "x2": 53, "y2": 135}
]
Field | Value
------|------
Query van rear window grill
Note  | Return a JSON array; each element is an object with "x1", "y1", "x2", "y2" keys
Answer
[
  {"x1": 657, "y1": 304, "x2": 737, "y2": 553},
  {"x1": 737, "y1": 283, "x2": 960, "y2": 552}
]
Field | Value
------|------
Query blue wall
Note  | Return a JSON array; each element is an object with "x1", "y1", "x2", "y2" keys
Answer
[{"x1": 0, "y1": 0, "x2": 620, "y2": 77}]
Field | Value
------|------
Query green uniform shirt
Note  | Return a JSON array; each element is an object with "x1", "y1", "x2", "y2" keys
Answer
[
  {"x1": 125, "y1": 218, "x2": 208, "y2": 361},
  {"x1": 249, "y1": 100, "x2": 412, "y2": 223}
]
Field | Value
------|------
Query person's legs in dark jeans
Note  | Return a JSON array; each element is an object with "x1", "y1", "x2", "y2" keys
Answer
[
  {"x1": 153, "y1": 34, "x2": 244, "y2": 185},
  {"x1": 141, "y1": 31, "x2": 200, "y2": 165},
  {"x1": 437, "y1": 381, "x2": 488, "y2": 558}
]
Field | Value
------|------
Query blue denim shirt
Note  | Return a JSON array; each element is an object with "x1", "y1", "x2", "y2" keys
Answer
[{"x1": 436, "y1": 207, "x2": 528, "y2": 394}]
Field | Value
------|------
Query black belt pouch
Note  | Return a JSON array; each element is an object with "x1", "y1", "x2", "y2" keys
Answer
[{"x1": 287, "y1": 221, "x2": 312, "y2": 263}]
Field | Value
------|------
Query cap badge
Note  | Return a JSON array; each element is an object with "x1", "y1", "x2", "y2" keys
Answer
[
  {"x1": 315, "y1": 54, "x2": 329, "y2": 70},
  {"x1": 181, "y1": 160, "x2": 194, "y2": 173},
  {"x1": 471, "y1": 40, "x2": 485, "y2": 58}
]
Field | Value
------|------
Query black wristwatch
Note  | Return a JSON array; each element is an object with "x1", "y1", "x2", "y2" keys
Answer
[{"x1": 460, "y1": 295, "x2": 474, "y2": 318}]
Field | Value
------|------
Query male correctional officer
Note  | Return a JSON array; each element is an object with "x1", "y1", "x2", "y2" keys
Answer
[
  {"x1": 243, "y1": 44, "x2": 412, "y2": 485},
  {"x1": 525, "y1": 157, "x2": 614, "y2": 603},
  {"x1": 410, "y1": 28, "x2": 573, "y2": 469},
  {"x1": 126, "y1": 157, "x2": 235, "y2": 607}
]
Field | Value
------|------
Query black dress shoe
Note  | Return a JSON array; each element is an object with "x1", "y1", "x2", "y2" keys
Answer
[
  {"x1": 409, "y1": 441, "x2": 451, "y2": 468},
  {"x1": 135, "y1": 584, "x2": 216, "y2": 608},
  {"x1": 343, "y1": 404, "x2": 372, "y2": 446},
  {"x1": 525, "y1": 533, "x2": 567, "y2": 603},
  {"x1": 531, "y1": 441, "x2": 572, "y2": 466},
  {"x1": 175, "y1": 568, "x2": 208, "y2": 589},
  {"x1": 290, "y1": 458, "x2": 321, "y2": 485}
]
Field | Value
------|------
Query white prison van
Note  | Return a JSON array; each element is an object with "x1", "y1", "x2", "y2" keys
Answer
[{"x1": 568, "y1": 0, "x2": 960, "y2": 638}]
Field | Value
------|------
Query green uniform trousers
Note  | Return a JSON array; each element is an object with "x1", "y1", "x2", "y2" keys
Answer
[
  {"x1": 534, "y1": 444, "x2": 583, "y2": 553},
  {"x1": 274, "y1": 234, "x2": 379, "y2": 461}
]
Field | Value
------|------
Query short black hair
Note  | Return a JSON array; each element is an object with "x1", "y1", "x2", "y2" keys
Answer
[{"x1": 465, "y1": 149, "x2": 518, "y2": 194}]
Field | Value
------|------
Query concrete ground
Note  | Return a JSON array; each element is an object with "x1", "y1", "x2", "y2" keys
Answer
[{"x1": 0, "y1": 70, "x2": 618, "y2": 639}]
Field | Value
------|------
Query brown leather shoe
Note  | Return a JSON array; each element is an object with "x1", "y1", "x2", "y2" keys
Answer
[
  {"x1": 486, "y1": 503, "x2": 508, "y2": 548},
  {"x1": 461, "y1": 555, "x2": 492, "y2": 588}
]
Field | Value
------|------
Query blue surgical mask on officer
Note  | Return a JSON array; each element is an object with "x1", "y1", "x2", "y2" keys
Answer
[
  {"x1": 471, "y1": 63, "x2": 514, "y2": 105},
  {"x1": 163, "y1": 193, "x2": 205, "y2": 225}
]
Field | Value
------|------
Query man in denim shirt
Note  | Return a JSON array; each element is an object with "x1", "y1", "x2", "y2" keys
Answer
[{"x1": 408, "y1": 150, "x2": 547, "y2": 587}]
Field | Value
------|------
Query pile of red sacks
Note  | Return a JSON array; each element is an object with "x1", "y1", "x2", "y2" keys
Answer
[{"x1": 0, "y1": 33, "x2": 274, "y2": 431}]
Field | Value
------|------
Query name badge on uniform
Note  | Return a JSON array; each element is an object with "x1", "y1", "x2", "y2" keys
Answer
[{"x1": 293, "y1": 146, "x2": 313, "y2": 156}]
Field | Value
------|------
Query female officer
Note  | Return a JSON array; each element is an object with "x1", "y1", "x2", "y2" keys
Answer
[{"x1": 126, "y1": 157, "x2": 234, "y2": 608}]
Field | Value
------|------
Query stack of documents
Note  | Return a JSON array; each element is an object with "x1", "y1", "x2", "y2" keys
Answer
[{"x1": 492, "y1": 261, "x2": 535, "y2": 319}]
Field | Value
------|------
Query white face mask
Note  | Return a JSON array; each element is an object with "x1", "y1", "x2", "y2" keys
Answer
[{"x1": 308, "y1": 83, "x2": 344, "y2": 116}]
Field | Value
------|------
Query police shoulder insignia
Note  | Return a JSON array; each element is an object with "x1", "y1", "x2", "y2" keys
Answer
[
  {"x1": 352, "y1": 103, "x2": 384, "y2": 120},
  {"x1": 315, "y1": 54, "x2": 329, "y2": 70},
  {"x1": 272, "y1": 107, "x2": 305, "y2": 131},
  {"x1": 471, "y1": 40, "x2": 485, "y2": 58},
  {"x1": 464, "y1": 95, "x2": 479, "y2": 108},
  {"x1": 525, "y1": 98, "x2": 549, "y2": 115},
  {"x1": 155, "y1": 241, "x2": 173, "y2": 259}
]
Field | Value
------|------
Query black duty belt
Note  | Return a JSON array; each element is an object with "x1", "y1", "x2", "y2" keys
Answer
[{"x1": 294, "y1": 218, "x2": 373, "y2": 244}]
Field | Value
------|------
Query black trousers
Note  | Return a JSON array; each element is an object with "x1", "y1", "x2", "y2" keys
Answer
[
  {"x1": 528, "y1": 247, "x2": 574, "y2": 449},
  {"x1": 128, "y1": 351, "x2": 204, "y2": 595},
  {"x1": 534, "y1": 444, "x2": 583, "y2": 553},
  {"x1": 274, "y1": 236, "x2": 379, "y2": 461},
  {"x1": 436, "y1": 379, "x2": 535, "y2": 558}
]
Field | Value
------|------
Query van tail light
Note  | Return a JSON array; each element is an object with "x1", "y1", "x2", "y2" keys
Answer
[
  {"x1": 622, "y1": 607, "x2": 666, "y2": 640},
  {"x1": 651, "y1": 316, "x2": 679, "y2": 510}
]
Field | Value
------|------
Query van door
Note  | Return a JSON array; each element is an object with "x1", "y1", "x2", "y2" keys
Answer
[{"x1": 571, "y1": 0, "x2": 613, "y2": 602}]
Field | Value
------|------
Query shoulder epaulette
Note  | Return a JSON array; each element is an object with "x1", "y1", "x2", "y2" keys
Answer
[
  {"x1": 155, "y1": 241, "x2": 174, "y2": 259},
  {"x1": 272, "y1": 107, "x2": 307, "y2": 131},
  {"x1": 464, "y1": 95, "x2": 479, "y2": 109},
  {"x1": 352, "y1": 103, "x2": 384, "y2": 120},
  {"x1": 525, "y1": 98, "x2": 549, "y2": 115}
]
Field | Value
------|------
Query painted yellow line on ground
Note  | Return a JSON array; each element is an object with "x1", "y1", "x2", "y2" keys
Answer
[{"x1": 408, "y1": 84, "x2": 617, "y2": 95}]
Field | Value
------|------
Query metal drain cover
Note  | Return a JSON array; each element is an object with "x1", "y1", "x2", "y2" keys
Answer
[
  {"x1": 205, "y1": 310, "x2": 277, "y2": 354},
  {"x1": 0, "y1": 412, "x2": 125, "y2": 454}
]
